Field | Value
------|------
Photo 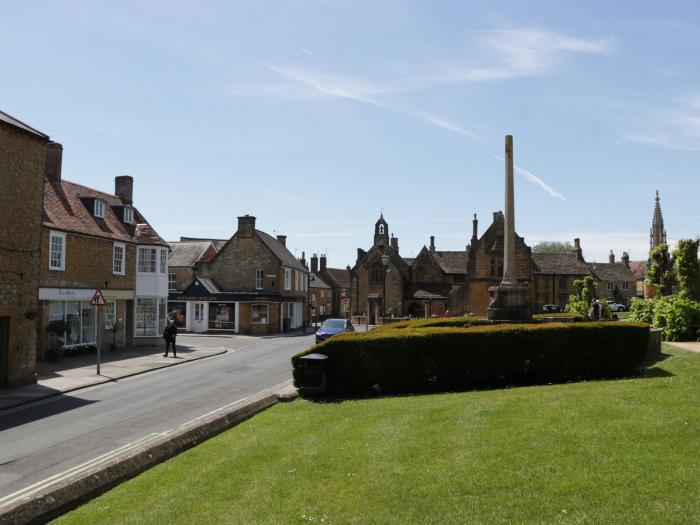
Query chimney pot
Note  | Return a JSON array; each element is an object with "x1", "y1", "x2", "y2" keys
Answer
[
  {"x1": 320, "y1": 254, "x2": 327, "y2": 272},
  {"x1": 237, "y1": 215, "x2": 256, "y2": 238},
  {"x1": 391, "y1": 235, "x2": 399, "y2": 254},
  {"x1": 45, "y1": 142, "x2": 63, "y2": 183},
  {"x1": 276, "y1": 235, "x2": 287, "y2": 247},
  {"x1": 430, "y1": 236, "x2": 435, "y2": 252},
  {"x1": 311, "y1": 254, "x2": 319, "y2": 274},
  {"x1": 609, "y1": 250, "x2": 615, "y2": 264},
  {"x1": 115, "y1": 175, "x2": 134, "y2": 205}
]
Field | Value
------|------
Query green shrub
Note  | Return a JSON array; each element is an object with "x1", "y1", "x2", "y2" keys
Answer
[
  {"x1": 629, "y1": 298, "x2": 655, "y2": 325},
  {"x1": 629, "y1": 295, "x2": 700, "y2": 341},
  {"x1": 533, "y1": 312, "x2": 583, "y2": 321},
  {"x1": 292, "y1": 323, "x2": 650, "y2": 396},
  {"x1": 376, "y1": 316, "x2": 474, "y2": 331}
]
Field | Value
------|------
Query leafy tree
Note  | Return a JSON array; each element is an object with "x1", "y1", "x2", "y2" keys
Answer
[
  {"x1": 565, "y1": 275, "x2": 611, "y2": 320},
  {"x1": 532, "y1": 241, "x2": 574, "y2": 254},
  {"x1": 646, "y1": 243, "x2": 675, "y2": 295},
  {"x1": 672, "y1": 239, "x2": 700, "y2": 299}
]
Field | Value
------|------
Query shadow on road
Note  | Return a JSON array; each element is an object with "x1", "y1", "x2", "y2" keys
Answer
[{"x1": 0, "y1": 396, "x2": 98, "y2": 432}]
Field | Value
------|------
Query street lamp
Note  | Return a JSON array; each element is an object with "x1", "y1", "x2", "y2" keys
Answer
[{"x1": 381, "y1": 254, "x2": 390, "y2": 324}]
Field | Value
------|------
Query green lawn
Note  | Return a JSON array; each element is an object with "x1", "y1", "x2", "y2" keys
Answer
[{"x1": 55, "y1": 344, "x2": 700, "y2": 525}]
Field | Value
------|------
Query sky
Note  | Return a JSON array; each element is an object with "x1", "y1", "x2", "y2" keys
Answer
[{"x1": 3, "y1": 0, "x2": 700, "y2": 268}]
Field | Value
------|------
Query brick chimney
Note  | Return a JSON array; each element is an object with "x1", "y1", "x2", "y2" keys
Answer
[
  {"x1": 237, "y1": 215, "x2": 256, "y2": 238},
  {"x1": 391, "y1": 234, "x2": 399, "y2": 254},
  {"x1": 300, "y1": 251, "x2": 307, "y2": 269},
  {"x1": 311, "y1": 253, "x2": 319, "y2": 273},
  {"x1": 45, "y1": 142, "x2": 63, "y2": 182},
  {"x1": 573, "y1": 238, "x2": 584, "y2": 261},
  {"x1": 609, "y1": 250, "x2": 615, "y2": 264},
  {"x1": 276, "y1": 235, "x2": 287, "y2": 247},
  {"x1": 430, "y1": 236, "x2": 435, "y2": 253},
  {"x1": 622, "y1": 251, "x2": 630, "y2": 268},
  {"x1": 115, "y1": 175, "x2": 134, "y2": 205},
  {"x1": 472, "y1": 213, "x2": 478, "y2": 242},
  {"x1": 320, "y1": 254, "x2": 327, "y2": 272}
]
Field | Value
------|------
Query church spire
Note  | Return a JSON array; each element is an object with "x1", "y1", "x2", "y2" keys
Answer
[
  {"x1": 374, "y1": 212, "x2": 389, "y2": 246},
  {"x1": 650, "y1": 190, "x2": 667, "y2": 250}
]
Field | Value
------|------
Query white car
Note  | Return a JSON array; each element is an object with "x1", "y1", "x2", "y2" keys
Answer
[{"x1": 606, "y1": 300, "x2": 626, "y2": 312}]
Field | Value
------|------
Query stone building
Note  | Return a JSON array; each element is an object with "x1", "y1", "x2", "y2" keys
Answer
[
  {"x1": 0, "y1": 111, "x2": 49, "y2": 386},
  {"x1": 309, "y1": 271, "x2": 333, "y2": 323},
  {"x1": 531, "y1": 239, "x2": 592, "y2": 310},
  {"x1": 169, "y1": 215, "x2": 308, "y2": 334},
  {"x1": 311, "y1": 254, "x2": 352, "y2": 317},
  {"x1": 589, "y1": 251, "x2": 637, "y2": 306},
  {"x1": 40, "y1": 155, "x2": 169, "y2": 354}
]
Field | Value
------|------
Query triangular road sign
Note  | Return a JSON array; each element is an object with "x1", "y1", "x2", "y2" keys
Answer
[{"x1": 90, "y1": 288, "x2": 107, "y2": 306}]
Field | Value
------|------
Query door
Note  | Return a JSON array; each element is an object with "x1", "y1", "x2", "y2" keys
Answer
[
  {"x1": 0, "y1": 316, "x2": 9, "y2": 387},
  {"x1": 192, "y1": 302, "x2": 207, "y2": 332}
]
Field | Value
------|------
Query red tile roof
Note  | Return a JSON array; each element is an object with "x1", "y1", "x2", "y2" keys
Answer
[
  {"x1": 628, "y1": 260, "x2": 647, "y2": 280},
  {"x1": 43, "y1": 178, "x2": 166, "y2": 245}
]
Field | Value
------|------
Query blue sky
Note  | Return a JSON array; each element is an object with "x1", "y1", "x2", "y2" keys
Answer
[{"x1": 3, "y1": 1, "x2": 700, "y2": 267}]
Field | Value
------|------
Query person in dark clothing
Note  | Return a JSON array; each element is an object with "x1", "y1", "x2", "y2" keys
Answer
[
  {"x1": 592, "y1": 300, "x2": 601, "y2": 321},
  {"x1": 163, "y1": 320, "x2": 178, "y2": 357}
]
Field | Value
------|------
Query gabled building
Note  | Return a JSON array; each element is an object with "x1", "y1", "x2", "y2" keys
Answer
[
  {"x1": 531, "y1": 239, "x2": 592, "y2": 310},
  {"x1": 311, "y1": 254, "x2": 352, "y2": 317},
  {"x1": 589, "y1": 251, "x2": 637, "y2": 306},
  {"x1": 169, "y1": 215, "x2": 309, "y2": 334},
  {"x1": 309, "y1": 271, "x2": 332, "y2": 323},
  {"x1": 39, "y1": 148, "x2": 169, "y2": 353},
  {"x1": 0, "y1": 111, "x2": 49, "y2": 386}
]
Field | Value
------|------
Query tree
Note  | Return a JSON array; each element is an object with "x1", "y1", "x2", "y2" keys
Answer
[
  {"x1": 646, "y1": 243, "x2": 674, "y2": 296},
  {"x1": 532, "y1": 241, "x2": 574, "y2": 254},
  {"x1": 672, "y1": 239, "x2": 700, "y2": 299}
]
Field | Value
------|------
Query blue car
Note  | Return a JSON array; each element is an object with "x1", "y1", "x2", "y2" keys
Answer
[{"x1": 315, "y1": 318, "x2": 354, "y2": 344}]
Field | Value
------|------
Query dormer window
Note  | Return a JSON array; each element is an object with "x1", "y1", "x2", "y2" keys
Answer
[
  {"x1": 94, "y1": 199, "x2": 105, "y2": 218},
  {"x1": 123, "y1": 206, "x2": 134, "y2": 224}
]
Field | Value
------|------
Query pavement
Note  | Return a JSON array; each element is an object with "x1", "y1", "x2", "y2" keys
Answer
[
  {"x1": 666, "y1": 341, "x2": 700, "y2": 353},
  {"x1": 0, "y1": 341, "x2": 228, "y2": 411}
]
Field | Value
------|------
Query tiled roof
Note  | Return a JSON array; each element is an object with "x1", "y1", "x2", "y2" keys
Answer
[
  {"x1": 256, "y1": 230, "x2": 307, "y2": 272},
  {"x1": 324, "y1": 267, "x2": 351, "y2": 288},
  {"x1": 43, "y1": 178, "x2": 167, "y2": 245},
  {"x1": 589, "y1": 262, "x2": 636, "y2": 282},
  {"x1": 169, "y1": 241, "x2": 215, "y2": 267},
  {"x1": 432, "y1": 251, "x2": 469, "y2": 275},
  {"x1": 628, "y1": 260, "x2": 647, "y2": 280},
  {"x1": 309, "y1": 272, "x2": 331, "y2": 289},
  {"x1": 0, "y1": 110, "x2": 49, "y2": 139},
  {"x1": 532, "y1": 253, "x2": 592, "y2": 275},
  {"x1": 405, "y1": 283, "x2": 462, "y2": 300}
]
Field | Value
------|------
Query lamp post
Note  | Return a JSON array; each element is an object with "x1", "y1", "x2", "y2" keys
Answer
[{"x1": 381, "y1": 254, "x2": 390, "y2": 324}]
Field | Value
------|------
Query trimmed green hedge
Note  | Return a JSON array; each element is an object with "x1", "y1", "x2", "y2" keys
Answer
[
  {"x1": 376, "y1": 316, "x2": 475, "y2": 331},
  {"x1": 293, "y1": 323, "x2": 650, "y2": 395},
  {"x1": 533, "y1": 312, "x2": 584, "y2": 321}
]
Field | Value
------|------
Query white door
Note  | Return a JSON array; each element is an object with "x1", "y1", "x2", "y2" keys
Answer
[{"x1": 193, "y1": 302, "x2": 207, "y2": 332}]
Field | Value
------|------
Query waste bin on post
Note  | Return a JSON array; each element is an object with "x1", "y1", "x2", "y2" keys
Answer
[{"x1": 297, "y1": 353, "x2": 329, "y2": 394}]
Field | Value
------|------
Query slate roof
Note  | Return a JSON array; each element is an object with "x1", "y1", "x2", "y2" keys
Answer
[
  {"x1": 43, "y1": 178, "x2": 167, "y2": 245},
  {"x1": 628, "y1": 260, "x2": 647, "y2": 280},
  {"x1": 169, "y1": 241, "x2": 216, "y2": 267},
  {"x1": 0, "y1": 110, "x2": 49, "y2": 139},
  {"x1": 432, "y1": 251, "x2": 469, "y2": 275},
  {"x1": 324, "y1": 267, "x2": 351, "y2": 288},
  {"x1": 256, "y1": 230, "x2": 307, "y2": 272},
  {"x1": 309, "y1": 272, "x2": 331, "y2": 289},
  {"x1": 589, "y1": 262, "x2": 636, "y2": 282},
  {"x1": 532, "y1": 253, "x2": 592, "y2": 275}
]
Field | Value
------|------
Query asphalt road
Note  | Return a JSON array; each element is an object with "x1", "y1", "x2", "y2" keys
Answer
[{"x1": 0, "y1": 333, "x2": 315, "y2": 502}]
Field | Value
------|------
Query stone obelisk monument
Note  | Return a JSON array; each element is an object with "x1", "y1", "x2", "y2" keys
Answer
[{"x1": 487, "y1": 135, "x2": 532, "y2": 321}]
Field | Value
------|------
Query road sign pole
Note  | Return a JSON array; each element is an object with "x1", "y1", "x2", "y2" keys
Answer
[
  {"x1": 90, "y1": 288, "x2": 107, "y2": 376},
  {"x1": 96, "y1": 311, "x2": 101, "y2": 376}
]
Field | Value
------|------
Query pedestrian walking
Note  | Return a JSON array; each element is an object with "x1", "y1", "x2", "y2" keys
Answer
[
  {"x1": 592, "y1": 299, "x2": 601, "y2": 321},
  {"x1": 163, "y1": 319, "x2": 178, "y2": 357}
]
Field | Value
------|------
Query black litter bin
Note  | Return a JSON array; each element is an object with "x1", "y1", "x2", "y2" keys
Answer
[{"x1": 298, "y1": 353, "x2": 329, "y2": 394}]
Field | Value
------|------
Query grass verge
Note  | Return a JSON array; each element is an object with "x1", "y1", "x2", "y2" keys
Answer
[{"x1": 54, "y1": 344, "x2": 699, "y2": 525}]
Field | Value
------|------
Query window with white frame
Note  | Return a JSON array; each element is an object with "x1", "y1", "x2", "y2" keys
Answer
[
  {"x1": 123, "y1": 206, "x2": 134, "y2": 224},
  {"x1": 105, "y1": 301, "x2": 116, "y2": 329},
  {"x1": 296, "y1": 270, "x2": 301, "y2": 291},
  {"x1": 284, "y1": 268, "x2": 291, "y2": 290},
  {"x1": 256, "y1": 269, "x2": 264, "y2": 290},
  {"x1": 49, "y1": 231, "x2": 66, "y2": 271},
  {"x1": 135, "y1": 297, "x2": 166, "y2": 336},
  {"x1": 168, "y1": 273, "x2": 176, "y2": 291},
  {"x1": 94, "y1": 199, "x2": 105, "y2": 218},
  {"x1": 251, "y1": 304, "x2": 269, "y2": 324},
  {"x1": 113, "y1": 242, "x2": 125, "y2": 275},
  {"x1": 160, "y1": 249, "x2": 168, "y2": 273},
  {"x1": 607, "y1": 281, "x2": 614, "y2": 291},
  {"x1": 138, "y1": 247, "x2": 157, "y2": 273},
  {"x1": 622, "y1": 282, "x2": 629, "y2": 290}
]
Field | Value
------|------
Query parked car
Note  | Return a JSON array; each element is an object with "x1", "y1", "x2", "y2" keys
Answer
[
  {"x1": 542, "y1": 304, "x2": 562, "y2": 313},
  {"x1": 606, "y1": 300, "x2": 626, "y2": 312},
  {"x1": 315, "y1": 318, "x2": 354, "y2": 344}
]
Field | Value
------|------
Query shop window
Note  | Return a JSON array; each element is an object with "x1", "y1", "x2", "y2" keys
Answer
[
  {"x1": 252, "y1": 304, "x2": 269, "y2": 324},
  {"x1": 135, "y1": 298, "x2": 166, "y2": 336},
  {"x1": 168, "y1": 302, "x2": 187, "y2": 328},
  {"x1": 105, "y1": 301, "x2": 116, "y2": 329},
  {"x1": 209, "y1": 303, "x2": 235, "y2": 330},
  {"x1": 47, "y1": 301, "x2": 96, "y2": 346}
]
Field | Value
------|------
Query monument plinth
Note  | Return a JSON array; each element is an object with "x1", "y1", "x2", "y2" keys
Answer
[{"x1": 487, "y1": 135, "x2": 532, "y2": 321}]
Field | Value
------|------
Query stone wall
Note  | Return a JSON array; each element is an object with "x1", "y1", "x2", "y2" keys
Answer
[{"x1": 0, "y1": 124, "x2": 47, "y2": 386}]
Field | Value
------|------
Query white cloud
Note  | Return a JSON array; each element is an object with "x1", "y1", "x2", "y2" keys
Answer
[{"x1": 300, "y1": 47, "x2": 314, "y2": 56}]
